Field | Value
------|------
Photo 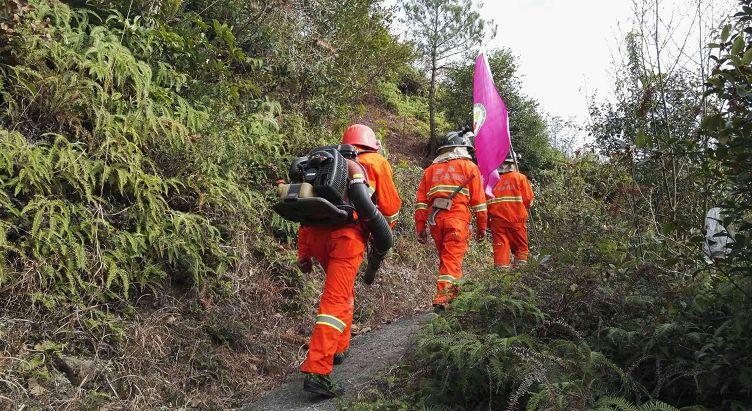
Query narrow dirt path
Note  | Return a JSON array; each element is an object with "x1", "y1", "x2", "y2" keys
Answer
[{"x1": 244, "y1": 313, "x2": 434, "y2": 411}]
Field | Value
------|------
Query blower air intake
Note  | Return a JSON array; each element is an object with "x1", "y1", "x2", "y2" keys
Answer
[{"x1": 273, "y1": 145, "x2": 357, "y2": 226}]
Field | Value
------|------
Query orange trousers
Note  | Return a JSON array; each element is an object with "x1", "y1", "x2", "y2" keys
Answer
[
  {"x1": 490, "y1": 222, "x2": 529, "y2": 267},
  {"x1": 299, "y1": 226, "x2": 365, "y2": 376},
  {"x1": 429, "y1": 217, "x2": 469, "y2": 305}
]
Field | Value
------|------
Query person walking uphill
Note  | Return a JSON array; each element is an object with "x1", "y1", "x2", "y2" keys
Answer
[
  {"x1": 295, "y1": 124, "x2": 401, "y2": 397},
  {"x1": 341, "y1": 124, "x2": 402, "y2": 228},
  {"x1": 415, "y1": 131, "x2": 487, "y2": 312},
  {"x1": 487, "y1": 154, "x2": 534, "y2": 269}
]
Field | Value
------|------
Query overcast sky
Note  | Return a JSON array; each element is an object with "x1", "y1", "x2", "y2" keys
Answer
[
  {"x1": 479, "y1": 0, "x2": 734, "y2": 126},
  {"x1": 482, "y1": 0, "x2": 629, "y2": 123}
]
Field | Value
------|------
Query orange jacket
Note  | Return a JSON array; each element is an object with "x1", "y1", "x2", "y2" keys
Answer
[
  {"x1": 357, "y1": 151, "x2": 402, "y2": 227},
  {"x1": 487, "y1": 171, "x2": 534, "y2": 227},
  {"x1": 414, "y1": 158, "x2": 487, "y2": 234}
]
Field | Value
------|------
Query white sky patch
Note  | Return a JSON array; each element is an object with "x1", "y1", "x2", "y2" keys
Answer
[
  {"x1": 388, "y1": 0, "x2": 736, "y2": 148},
  {"x1": 481, "y1": 0, "x2": 734, "y2": 130}
]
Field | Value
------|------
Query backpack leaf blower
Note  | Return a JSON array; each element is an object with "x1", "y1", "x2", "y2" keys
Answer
[{"x1": 274, "y1": 145, "x2": 393, "y2": 284}]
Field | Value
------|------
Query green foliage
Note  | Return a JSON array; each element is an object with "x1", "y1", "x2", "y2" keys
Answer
[
  {"x1": 0, "y1": 0, "x2": 284, "y2": 301},
  {"x1": 402, "y1": 0, "x2": 495, "y2": 151},
  {"x1": 702, "y1": 0, "x2": 752, "y2": 284},
  {"x1": 593, "y1": 397, "x2": 678, "y2": 411},
  {"x1": 377, "y1": 81, "x2": 428, "y2": 121},
  {"x1": 531, "y1": 156, "x2": 634, "y2": 265},
  {"x1": 181, "y1": 0, "x2": 414, "y2": 123},
  {"x1": 588, "y1": 30, "x2": 706, "y2": 229},
  {"x1": 365, "y1": 270, "x2": 644, "y2": 410},
  {"x1": 402, "y1": 0, "x2": 492, "y2": 66},
  {"x1": 353, "y1": 153, "x2": 751, "y2": 409},
  {"x1": 1, "y1": 0, "x2": 414, "y2": 306}
]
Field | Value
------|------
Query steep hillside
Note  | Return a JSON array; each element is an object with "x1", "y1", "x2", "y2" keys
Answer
[{"x1": 0, "y1": 0, "x2": 444, "y2": 408}]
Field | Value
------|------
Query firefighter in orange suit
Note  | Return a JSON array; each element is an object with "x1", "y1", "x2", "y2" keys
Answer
[
  {"x1": 487, "y1": 154, "x2": 534, "y2": 268},
  {"x1": 342, "y1": 124, "x2": 402, "y2": 228},
  {"x1": 415, "y1": 131, "x2": 487, "y2": 311},
  {"x1": 297, "y1": 124, "x2": 401, "y2": 397}
]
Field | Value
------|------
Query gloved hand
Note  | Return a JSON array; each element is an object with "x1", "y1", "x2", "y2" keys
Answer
[
  {"x1": 296, "y1": 257, "x2": 312, "y2": 273},
  {"x1": 417, "y1": 229, "x2": 428, "y2": 244},
  {"x1": 475, "y1": 228, "x2": 485, "y2": 242}
]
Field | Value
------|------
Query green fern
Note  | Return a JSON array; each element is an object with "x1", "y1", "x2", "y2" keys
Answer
[
  {"x1": 0, "y1": 0, "x2": 286, "y2": 303},
  {"x1": 592, "y1": 397, "x2": 679, "y2": 411}
]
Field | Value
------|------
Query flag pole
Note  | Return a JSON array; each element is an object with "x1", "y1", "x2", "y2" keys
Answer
[{"x1": 506, "y1": 115, "x2": 519, "y2": 171}]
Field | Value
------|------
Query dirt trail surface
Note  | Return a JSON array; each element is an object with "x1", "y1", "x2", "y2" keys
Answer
[{"x1": 244, "y1": 313, "x2": 434, "y2": 411}]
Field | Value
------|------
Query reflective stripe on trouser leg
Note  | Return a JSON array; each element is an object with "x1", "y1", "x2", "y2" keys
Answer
[
  {"x1": 301, "y1": 228, "x2": 364, "y2": 375},
  {"x1": 315, "y1": 314, "x2": 346, "y2": 333},
  {"x1": 437, "y1": 274, "x2": 458, "y2": 284},
  {"x1": 430, "y1": 218, "x2": 469, "y2": 305},
  {"x1": 434, "y1": 274, "x2": 461, "y2": 305}
]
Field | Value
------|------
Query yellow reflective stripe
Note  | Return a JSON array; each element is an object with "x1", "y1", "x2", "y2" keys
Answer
[
  {"x1": 428, "y1": 185, "x2": 470, "y2": 196},
  {"x1": 316, "y1": 314, "x2": 346, "y2": 333},
  {"x1": 352, "y1": 173, "x2": 364, "y2": 179},
  {"x1": 470, "y1": 203, "x2": 487, "y2": 212},
  {"x1": 415, "y1": 203, "x2": 429, "y2": 210},
  {"x1": 437, "y1": 275, "x2": 458, "y2": 284},
  {"x1": 384, "y1": 212, "x2": 399, "y2": 223},
  {"x1": 487, "y1": 196, "x2": 523, "y2": 204}
]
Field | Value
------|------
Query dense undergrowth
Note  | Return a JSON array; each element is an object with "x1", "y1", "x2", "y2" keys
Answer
[
  {"x1": 352, "y1": 155, "x2": 751, "y2": 410},
  {"x1": 349, "y1": 2, "x2": 752, "y2": 409},
  {"x1": 1, "y1": 0, "x2": 750, "y2": 409},
  {"x1": 0, "y1": 0, "x2": 440, "y2": 408}
]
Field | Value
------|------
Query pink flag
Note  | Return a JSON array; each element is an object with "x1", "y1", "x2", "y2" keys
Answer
[{"x1": 473, "y1": 53, "x2": 511, "y2": 196}]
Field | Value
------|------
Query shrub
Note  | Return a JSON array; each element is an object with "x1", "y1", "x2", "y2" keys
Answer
[{"x1": 0, "y1": 0, "x2": 282, "y2": 301}]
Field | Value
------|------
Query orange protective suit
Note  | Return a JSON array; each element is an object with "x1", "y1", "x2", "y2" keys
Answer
[
  {"x1": 487, "y1": 170, "x2": 534, "y2": 267},
  {"x1": 298, "y1": 225, "x2": 365, "y2": 375},
  {"x1": 298, "y1": 151, "x2": 401, "y2": 376},
  {"x1": 415, "y1": 158, "x2": 487, "y2": 306},
  {"x1": 357, "y1": 151, "x2": 402, "y2": 228}
]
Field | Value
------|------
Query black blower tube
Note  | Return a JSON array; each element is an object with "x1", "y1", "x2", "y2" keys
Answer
[{"x1": 348, "y1": 182, "x2": 393, "y2": 285}]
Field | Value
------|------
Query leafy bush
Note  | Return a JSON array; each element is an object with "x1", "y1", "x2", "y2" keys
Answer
[
  {"x1": 352, "y1": 153, "x2": 751, "y2": 409},
  {"x1": 702, "y1": 0, "x2": 752, "y2": 286},
  {"x1": 0, "y1": 0, "x2": 283, "y2": 300},
  {"x1": 357, "y1": 270, "x2": 645, "y2": 410}
]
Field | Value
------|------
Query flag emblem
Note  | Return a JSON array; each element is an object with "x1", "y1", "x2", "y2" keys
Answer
[{"x1": 473, "y1": 103, "x2": 487, "y2": 132}]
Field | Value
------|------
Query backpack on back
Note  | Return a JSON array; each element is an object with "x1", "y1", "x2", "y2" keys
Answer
[
  {"x1": 274, "y1": 145, "x2": 359, "y2": 226},
  {"x1": 274, "y1": 143, "x2": 394, "y2": 284}
]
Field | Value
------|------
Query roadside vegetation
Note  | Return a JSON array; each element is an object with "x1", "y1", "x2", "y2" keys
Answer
[
  {"x1": 0, "y1": 0, "x2": 435, "y2": 408},
  {"x1": 0, "y1": 0, "x2": 749, "y2": 409}
]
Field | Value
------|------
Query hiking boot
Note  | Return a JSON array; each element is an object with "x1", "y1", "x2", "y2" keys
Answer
[
  {"x1": 303, "y1": 373, "x2": 344, "y2": 398},
  {"x1": 333, "y1": 350, "x2": 349, "y2": 365},
  {"x1": 432, "y1": 304, "x2": 446, "y2": 314}
]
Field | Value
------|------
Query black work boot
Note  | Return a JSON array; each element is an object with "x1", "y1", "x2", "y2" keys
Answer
[
  {"x1": 333, "y1": 350, "x2": 349, "y2": 365},
  {"x1": 303, "y1": 373, "x2": 344, "y2": 398}
]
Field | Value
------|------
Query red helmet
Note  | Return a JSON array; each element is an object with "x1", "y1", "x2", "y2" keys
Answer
[{"x1": 342, "y1": 124, "x2": 380, "y2": 151}]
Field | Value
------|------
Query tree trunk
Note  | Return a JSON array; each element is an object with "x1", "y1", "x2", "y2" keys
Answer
[{"x1": 428, "y1": 57, "x2": 437, "y2": 156}]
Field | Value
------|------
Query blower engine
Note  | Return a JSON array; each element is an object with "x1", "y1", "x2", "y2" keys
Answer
[{"x1": 273, "y1": 145, "x2": 393, "y2": 284}]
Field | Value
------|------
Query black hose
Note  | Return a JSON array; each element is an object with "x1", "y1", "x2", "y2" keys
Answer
[{"x1": 348, "y1": 181, "x2": 393, "y2": 284}]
